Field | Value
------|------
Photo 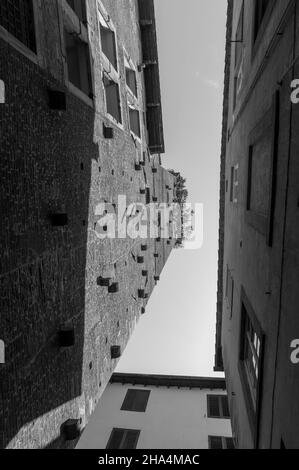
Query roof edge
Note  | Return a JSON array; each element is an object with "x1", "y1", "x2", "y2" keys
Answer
[
  {"x1": 111, "y1": 373, "x2": 226, "y2": 390},
  {"x1": 214, "y1": 0, "x2": 234, "y2": 372}
]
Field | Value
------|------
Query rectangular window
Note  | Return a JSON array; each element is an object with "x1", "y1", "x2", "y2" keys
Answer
[
  {"x1": 66, "y1": 0, "x2": 87, "y2": 22},
  {"x1": 65, "y1": 30, "x2": 93, "y2": 98},
  {"x1": 121, "y1": 389, "x2": 150, "y2": 412},
  {"x1": 209, "y1": 436, "x2": 235, "y2": 449},
  {"x1": 241, "y1": 307, "x2": 262, "y2": 409},
  {"x1": 103, "y1": 74, "x2": 122, "y2": 123},
  {"x1": 248, "y1": 141, "x2": 271, "y2": 217},
  {"x1": 246, "y1": 91, "x2": 279, "y2": 245},
  {"x1": 126, "y1": 68, "x2": 138, "y2": 97},
  {"x1": 129, "y1": 108, "x2": 141, "y2": 138},
  {"x1": 0, "y1": 0, "x2": 36, "y2": 51},
  {"x1": 225, "y1": 267, "x2": 234, "y2": 318},
  {"x1": 146, "y1": 188, "x2": 151, "y2": 205},
  {"x1": 253, "y1": 0, "x2": 270, "y2": 42},
  {"x1": 106, "y1": 428, "x2": 140, "y2": 449},
  {"x1": 207, "y1": 395, "x2": 230, "y2": 419},
  {"x1": 239, "y1": 288, "x2": 264, "y2": 441},
  {"x1": 99, "y1": 12, "x2": 118, "y2": 71}
]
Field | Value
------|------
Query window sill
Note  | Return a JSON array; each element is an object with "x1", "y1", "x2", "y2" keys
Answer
[
  {"x1": 0, "y1": 26, "x2": 38, "y2": 65},
  {"x1": 207, "y1": 416, "x2": 231, "y2": 420},
  {"x1": 101, "y1": 53, "x2": 118, "y2": 78},
  {"x1": 68, "y1": 82, "x2": 94, "y2": 108},
  {"x1": 103, "y1": 112, "x2": 123, "y2": 131},
  {"x1": 130, "y1": 130, "x2": 142, "y2": 143}
]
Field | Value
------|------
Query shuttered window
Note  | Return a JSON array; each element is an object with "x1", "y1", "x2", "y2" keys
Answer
[
  {"x1": 207, "y1": 395, "x2": 230, "y2": 419},
  {"x1": 65, "y1": 30, "x2": 93, "y2": 98},
  {"x1": 209, "y1": 436, "x2": 235, "y2": 449},
  {"x1": 121, "y1": 389, "x2": 150, "y2": 412},
  {"x1": 106, "y1": 428, "x2": 140, "y2": 449},
  {"x1": 0, "y1": 0, "x2": 36, "y2": 51}
]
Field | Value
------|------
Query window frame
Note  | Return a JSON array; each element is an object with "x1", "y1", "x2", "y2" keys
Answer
[
  {"x1": 207, "y1": 394, "x2": 230, "y2": 419},
  {"x1": 103, "y1": 72, "x2": 122, "y2": 125},
  {"x1": 251, "y1": 0, "x2": 275, "y2": 59},
  {"x1": 245, "y1": 91, "x2": 279, "y2": 246},
  {"x1": 124, "y1": 49, "x2": 142, "y2": 140},
  {"x1": 97, "y1": 1, "x2": 123, "y2": 127},
  {"x1": 62, "y1": 0, "x2": 94, "y2": 106},
  {"x1": 98, "y1": 5, "x2": 118, "y2": 72},
  {"x1": 64, "y1": 29, "x2": 93, "y2": 100},
  {"x1": 125, "y1": 59, "x2": 138, "y2": 99},
  {"x1": 66, "y1": 0, "x2": 87, "y2": 23},
  {"x1": 238, "y1": 287, "x2": 265, "y2": 447},
  {"x1": 121, "y1": 388, "x2": 151, "y2": 413},
  {"x1": 0, "y1": 0, "x2": 41, "y2": 65},
  {"x1": 128, "y1": 106, "x2": 141, "y2": 139},
  {"x1": 208, "y1": 436, "x2": 235, "y2": 450},
  {"x1": 106, "y1": 428, "x2": 140, "y2": 450}
]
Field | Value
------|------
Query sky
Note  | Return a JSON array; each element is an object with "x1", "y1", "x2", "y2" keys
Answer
[{"x1": 117, "y1": 0, "x2": 228, "y2": 378}]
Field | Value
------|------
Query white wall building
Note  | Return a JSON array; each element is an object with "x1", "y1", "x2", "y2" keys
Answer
[{"x1": 77, "y1": 374, "x2": 234, "y2": 450}]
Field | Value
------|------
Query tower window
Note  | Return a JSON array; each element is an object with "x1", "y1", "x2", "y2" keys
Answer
[
  {"x1": 65, "y1": 30, "x2": 93, "y2": 98},
  {"x1": 103, "y1": 74, "x2": 122, "y2": 123},
  {"x1": 0, "y1": 0, "x2": 36, "y2": 51}
]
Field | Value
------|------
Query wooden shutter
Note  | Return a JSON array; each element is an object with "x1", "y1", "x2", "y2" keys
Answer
[
  {"x1": 221, "y1": 396, "x2": 230, "y2": 418},
  {"x1": 106, "y1": 428, "x2": 125, "y2": 449},
  {"x1": 209, "y1": 436, "x2": 223, "y2": 449},
  {"x1": 207, "y1": 395, "x2": 220, "y2": 418},
  {"x1": 122, "y1": 430, "x2": 140, "y2": 449}
]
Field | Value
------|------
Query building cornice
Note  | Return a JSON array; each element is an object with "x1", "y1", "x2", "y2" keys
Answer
[{"x1": 110, "y1": 373, "x2": 226, "y2": 390}]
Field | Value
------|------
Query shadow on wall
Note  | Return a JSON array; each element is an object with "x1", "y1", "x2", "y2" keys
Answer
[{"x1": 0, "y1": 38, "x2": 99, "y2": 448}]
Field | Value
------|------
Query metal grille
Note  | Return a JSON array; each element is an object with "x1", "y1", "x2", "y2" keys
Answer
[{"x1": 0, "y1": 0, "x2": 36, "y2": 51}]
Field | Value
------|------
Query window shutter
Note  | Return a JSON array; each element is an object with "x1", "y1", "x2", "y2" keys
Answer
[
  {"x1": 225, "y1": 437, "x2": 235, "y2": 449},
  {"x1": 134, "y1": 390, "x2": 150, "y2": 412},
  {"x1": 121, "y1": 389, "x2": 150, "y2": 412},
  {"x1": 208, "y1": 395, "x2": 220, "y2": 417},
  {"x1": 123, "y1": 430, "x2": 140, "y2": 449},
  {"x1": 121, "y1": 390, "x2": 137, "y2": 411},
  {"x1": 209, "y1": 436, "x2": 223, "y2": 449},
  {"x1": 221, "y1": 396, "x2": 230, "y2": 418},
  {"x1": 106, "y1": 429, "x2": 124, "y2": 449}
]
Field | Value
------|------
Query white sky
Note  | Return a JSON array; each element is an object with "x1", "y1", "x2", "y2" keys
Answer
[{"x1": 117, "y1": 0, "x2": 227, "y2": 377}]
